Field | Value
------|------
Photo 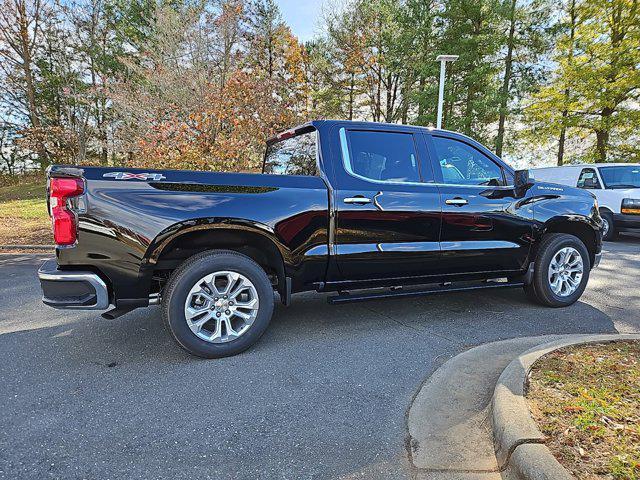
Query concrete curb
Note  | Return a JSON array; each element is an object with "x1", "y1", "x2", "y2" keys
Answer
[
  {"x1": 407, "y1": 335, "x2": 564, "y2": 475},
  {"x1": 0, "y1": 244, "x2": 54, "y2": 251},
  {"x1": 491, "y1": 333, "x2": 640, "y2": 479}
]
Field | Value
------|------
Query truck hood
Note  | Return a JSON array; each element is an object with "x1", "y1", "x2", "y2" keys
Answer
[{"x1": 528, "y1": 181, "x2": 595, "y2": 200}]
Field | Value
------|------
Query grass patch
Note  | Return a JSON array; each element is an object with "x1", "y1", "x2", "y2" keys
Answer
[
  {"x1": 527, "y1": 341, "x2": 640, "y2": 480},
  {"x1": 0, "y1": 174, "x2": 50, "y2": 245},
  {"x1": 0, "y1": 174, "x2": 46, "y2": 201}
]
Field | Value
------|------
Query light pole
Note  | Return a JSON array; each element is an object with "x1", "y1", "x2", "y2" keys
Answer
[{"x1": 436, "y1": 55, "x2": 458, "y2": 130}]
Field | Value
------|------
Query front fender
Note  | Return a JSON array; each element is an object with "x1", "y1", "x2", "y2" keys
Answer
[{"x1": 525, "y1": 183, "x2": 602, "y2": 265}]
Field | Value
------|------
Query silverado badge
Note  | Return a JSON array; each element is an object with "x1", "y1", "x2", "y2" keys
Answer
[{"x1": 103, "y1": 172, "x2": 166, "y2": 181}]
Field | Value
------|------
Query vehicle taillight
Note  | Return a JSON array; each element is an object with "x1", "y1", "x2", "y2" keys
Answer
[{"x1": 49, "y1": 177, "x2": 84, "y2": 246}]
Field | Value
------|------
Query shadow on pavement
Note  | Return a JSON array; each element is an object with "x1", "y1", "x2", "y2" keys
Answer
[
  {"x1": 0, "y1": 276, "x2": 619, "y2": 365},
  {"x1": 0, "y1": 252, "x2": 629, "y2": 480}
]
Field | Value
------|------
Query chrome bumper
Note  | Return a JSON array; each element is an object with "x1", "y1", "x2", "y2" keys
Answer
[{"x1": 38, "y1": 259, "x2": 110, "y2": 310}]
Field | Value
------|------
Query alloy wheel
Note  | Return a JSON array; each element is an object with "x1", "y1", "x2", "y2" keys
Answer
[
  {"x1": 547, "y1": 247, "x2": 584, "y2": 297},
  {"x1": 183, "y1": 271, "x2": 259, "y2": 343}
]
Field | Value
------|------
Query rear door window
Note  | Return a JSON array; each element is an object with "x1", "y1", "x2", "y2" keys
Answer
[
  {"x1": 263, "y1": 131, "x2": 318, "y2": 176},
  {"x1": 340, "y1": 129, "x2": 428, "y2": 183}
]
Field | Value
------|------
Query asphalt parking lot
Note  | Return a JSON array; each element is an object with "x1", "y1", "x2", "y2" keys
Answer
[{"x1": 1, "y1": 236, "x2": 639, "y2": 480}]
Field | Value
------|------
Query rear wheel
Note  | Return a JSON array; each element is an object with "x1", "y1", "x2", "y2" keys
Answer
[
  {"x1": 524, "y1": 233, "x2": 590, "y2": 307},
  {"x1": 162, "y1": 250, "x2": 274, "y2": 358}
]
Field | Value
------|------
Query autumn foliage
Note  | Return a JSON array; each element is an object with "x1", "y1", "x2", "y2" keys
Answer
[
  {"x1": 126, "y1": 73, "x2": 297, "y2": 172},
  {"x1": 0, "y1": 0, "x2": 638, "y2": 172}
]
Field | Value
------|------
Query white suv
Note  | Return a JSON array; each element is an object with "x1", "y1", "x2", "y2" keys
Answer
[{"x1": 531, "y1": 163, "x2": 640, "y2": 240}]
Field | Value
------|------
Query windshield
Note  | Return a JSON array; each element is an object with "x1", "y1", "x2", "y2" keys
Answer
[{"x1": 599, "y1": 166, "x2": 640, "y2": 189}]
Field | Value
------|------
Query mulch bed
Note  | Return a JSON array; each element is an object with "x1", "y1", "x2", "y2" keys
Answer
[{"x1": 527, "y1": 341, "x2": 640, "y2": 479}]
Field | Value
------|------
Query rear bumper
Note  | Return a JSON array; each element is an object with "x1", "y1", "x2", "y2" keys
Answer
[
  {"x1": 613, "y1": 213, "x2": 640, "y2": 231},
  {"x1": 38, "y1": 259, "x2": 110, "y2": 310}
]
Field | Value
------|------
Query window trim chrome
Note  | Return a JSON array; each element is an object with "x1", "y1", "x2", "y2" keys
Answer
[
  {"x1": 339, "y1": 127, "x2": 516, "y2": 190},
  {"x1": 432, "y1": 183, "x2": 516, "y2": 189}
]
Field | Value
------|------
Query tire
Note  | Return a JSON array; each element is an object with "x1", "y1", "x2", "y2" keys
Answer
[
  {"x1": 600, "y1": 210, "x2": 617, "y2": 241},
  {"x1": 162, "y1": 250, "x2": 274, "y2": 358},
  {"x1": 523, "y1": 233, "x2": 590, "y2": 308}
]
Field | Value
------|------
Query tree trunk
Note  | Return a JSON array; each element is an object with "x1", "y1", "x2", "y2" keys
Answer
[
  {"x1": 385, "y1": 72, "x2": 392, "y2": 121},
  {"x1": 375, "y1": 15, "x2": 382, "y2": 122},
  {"x1": 348, "y1": 72, "x2": 355, "y2": 120},
  {"x1": 595, "y1": 129, "x2": 608, "y2": 162},
  {"x1": 400, "y1": 82, "x2": 409, "y2": 125},
  {"x1": 417, "y1": 76, "x2": 425, "y2": 120},
  {"x1": 16, "y1": 0, "x2": 46, "y2": 163},
  {"x1": 463, "y1": 85, "x2": 474, "y2": 135},
  {"x1": 495, "y1": 0, "x2": 517, "y2": 157},
  {"x1": 268, "y1": 34, "x2": 273, "y2": 79},
  {"x1": 557, "y1": 117, "x2": 567, "y2": 166},
  {"x1": 375, "y1": 66, "x2": 381, "y2": 122}
]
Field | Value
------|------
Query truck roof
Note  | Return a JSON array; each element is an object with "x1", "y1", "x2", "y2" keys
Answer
[
  {"x1": 267, "y1": 119, "x2": 460, "y2": 145},
  {"x1": 533, "y1": 163, "x2": 640, "y2": 170}
]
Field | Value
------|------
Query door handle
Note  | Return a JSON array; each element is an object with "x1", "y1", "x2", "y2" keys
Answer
[
  {"x1": 344, "y1": 196, "x2": 371, "y2": 205},
  {"x1": 445, "y1": 197, "x2": 468, "y2": 206}
]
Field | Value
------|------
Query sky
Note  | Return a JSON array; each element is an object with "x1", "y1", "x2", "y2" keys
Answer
[{"x1": 277, "y1": 0, "x2": 326, "y2": 42}]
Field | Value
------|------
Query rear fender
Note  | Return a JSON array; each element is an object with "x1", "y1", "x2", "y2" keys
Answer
[{"x1": 142, "y1": 218, "x2": 288, "y2": 294}]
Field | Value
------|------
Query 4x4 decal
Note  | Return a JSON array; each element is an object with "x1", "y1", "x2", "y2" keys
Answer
[{"x1": 103, "y1": 172, "x2": 166, "y2": 181}]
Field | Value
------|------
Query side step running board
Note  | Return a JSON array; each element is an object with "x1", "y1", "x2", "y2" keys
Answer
[{"x1": 327, "y1": 281, "x2": 524, "y2": 305}]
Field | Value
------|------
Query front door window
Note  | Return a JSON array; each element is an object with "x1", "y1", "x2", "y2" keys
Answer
[{"x1": 432, "y1": 136, "x2": 505, "y2": 186}]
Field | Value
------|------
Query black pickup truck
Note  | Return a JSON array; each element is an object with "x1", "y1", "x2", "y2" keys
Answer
[{"x1": 39, "y1": 120, "x2": 602, "y2": 358}]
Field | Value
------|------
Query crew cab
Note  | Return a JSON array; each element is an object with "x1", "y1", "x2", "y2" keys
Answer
[
  {"x1": 531, "y1": 163, "x2": 640, "y2": 241},
  {"x1": 39, "y1": 120, "x2": 603, "y2": 358}
]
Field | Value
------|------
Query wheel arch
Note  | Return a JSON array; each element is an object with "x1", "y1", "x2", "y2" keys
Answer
[
  {"x1": 142, "y1": 219, "x2": 288, "y2": 297},
  {"x1": 599, "y1": 205, "x2": 615, "y2": 215},
  {"x1": 539, "y1": 218, "x2": 599, "y2": 268}
]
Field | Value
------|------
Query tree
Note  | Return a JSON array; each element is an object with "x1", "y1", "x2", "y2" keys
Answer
[
  {"x1": 320, "y1": 0, "x2": 416, "y2": 123},
  {"x1": 0, "y1": 122, "x2": 33, "y2": 174},
  {"x1": 556, "y1": 0, "x2": 577, "y2": 165},
  {"x1": 400, "y1": 0, "x2": 439, "y2": 125},
  {"x1": 527, "y1": 0, "x2": 640, "y2": 163},
  {"x1": 245, "y1": 0, "x2": 307, "y2": 113},
  {"x1": 578, "y1": 0, "x2": 639, "y2": 162},
  {"x1": 494, "y1": 0, "x2": 553, "y2": 157},
  {"x1": 0, "y1": 0, "x2": 637, "y2": 171},
  {"x1": 109, "y1": 0, "x2": 297, "y2": 171},
  {"x1": 436, "y1": 0, "x2": 504, "y2": 143},
  {"x1": 0, "y1": 0, "x2": 49, "y2": 164},
  {"x1": 320, "y1": 3, "x2": 368, "y2": 120}
]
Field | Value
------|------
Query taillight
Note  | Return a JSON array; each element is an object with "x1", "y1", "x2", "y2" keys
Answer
[{"x1": 49, "y1": 177, "x2": 84, "y2": 246}]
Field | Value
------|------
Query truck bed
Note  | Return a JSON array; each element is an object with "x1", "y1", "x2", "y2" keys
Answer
[{"x1": 48, "y1": 165, "x2": 330, "y2": 308}]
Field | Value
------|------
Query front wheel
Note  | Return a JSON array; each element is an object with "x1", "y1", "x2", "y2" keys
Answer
[
  {"x1": 162, "y1": 250, "x2": 274, "y2": 358},
  {"x1": 524, "y1": 233, "x2": 590, "y2": 308},
  {"x1": 600, "y1": 210, "x2": 617, "y2": 241}
]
